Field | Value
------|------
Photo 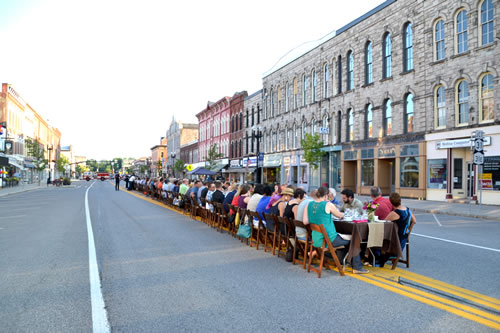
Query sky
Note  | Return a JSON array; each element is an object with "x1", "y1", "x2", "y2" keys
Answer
[{"x1": 0, "y1": 0, "x2": 386, "y2": 160}]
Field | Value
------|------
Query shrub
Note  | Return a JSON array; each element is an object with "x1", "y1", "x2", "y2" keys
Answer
[{"x1": 63, "y1": 177, "x2": 71, "y2": 185}]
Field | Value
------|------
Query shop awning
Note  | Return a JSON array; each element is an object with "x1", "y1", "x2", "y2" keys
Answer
[
  {"x1": 223, "y1": 167, "x2": 255, "y2": 173},
  {"x1": 9, "y1": 160, "x2": 24, "y2": 170},
  {"x1": 24, "y1": 163, "x2": 35, "y2": 168},
  {"x1": 211, "y1": 163, "x2": 228, "y2": 172}
]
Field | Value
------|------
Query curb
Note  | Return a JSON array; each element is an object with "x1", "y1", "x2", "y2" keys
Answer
[
  {"x1": 0, "y1": 186, "x2": 44, "y2": 197},
  {"x1": 411, "y1": 207, "x2": 500, "y2": 222}
]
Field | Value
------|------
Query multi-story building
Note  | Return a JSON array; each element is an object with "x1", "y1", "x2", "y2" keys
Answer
[
  {"x1": 0, "y1": 83, "x2": 62, "y2": 184},
  {"x1": 261, "y1": 0, "x2": 499, "y2": 203},
  {"x1": 60, "y1": 145, "x2": 74, "y2": 177},
  {"x1": 197, "y1": 97, "x2": 231, "y2": 173},
  {"x1": 225, "y1": 91, "x2": 248, "y2": 182},
  {"x1": 151, "y1": 137, "x2": 167, "y2": 177},
  {"x1": 180, "y1": 140, "x2": 199, "y2": 178},
  {"x1": 166, "y1": 116, "x2": 198, "y2": 176}
]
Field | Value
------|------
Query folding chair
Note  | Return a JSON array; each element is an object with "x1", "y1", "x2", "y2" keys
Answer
[
  {"x1": 292, "y1": 220, "x2": 310, "y2": 269},
  {"x1": 277, "y1": 216, "x2": 295, "y2": 258},
  {"x1": 391, "y1": 220, "x2": 416, "y2": 270},
  {"x1": 226, "y1": 204, "x2": 237, "y2": 236},
  {"x1": 262, "y1": 213, "x2": 279, "y2": 255},
  {"x1": 247, "y1": 211, "x2": 268, "y2": 251},
  {"x1": 307, "y1": 224, "x2": 345, "y2": 278}
]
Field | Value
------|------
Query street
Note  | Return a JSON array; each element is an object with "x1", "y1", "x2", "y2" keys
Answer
[{"x1": 1, "y1": 180, "x2": 499, "y2": 332}]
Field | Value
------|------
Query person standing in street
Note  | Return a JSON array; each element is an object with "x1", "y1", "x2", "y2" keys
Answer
[
  {"x1": 114, "y1": 172, "x2": 120, "y2": 191},
  {"x1": 125, "y1": 175, "x2": 129, "y2": 189}
]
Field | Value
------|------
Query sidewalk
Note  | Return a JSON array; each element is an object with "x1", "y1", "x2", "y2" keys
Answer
[
  {"x1": 0, "y1": 183, "x2": 48, "y2": 197},
  {"x1": 355, "y1": 194, "x2": 500, "y2": 221}
]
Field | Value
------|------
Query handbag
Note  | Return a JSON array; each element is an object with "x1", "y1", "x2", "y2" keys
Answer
[
  {"x1": 236, "y1": 211, "x2": 251, "y2": 238},
  {"x1": 234, "y1": 210, "x2": 241, "y2": 228}
]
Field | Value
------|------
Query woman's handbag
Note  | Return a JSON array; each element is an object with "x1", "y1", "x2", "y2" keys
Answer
[
  {"x1": 234, "y1": 210, "x2": 241, "y2": 228},
  {"x1": 236, "y1": 211, "x2": 251, "y2": 239}
]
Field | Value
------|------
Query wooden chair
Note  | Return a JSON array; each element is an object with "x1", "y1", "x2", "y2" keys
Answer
[
  {"x1": 262, "y1": 213, "x2": 280, "y2": 255},
  {"x1": 214, "y1": 202, "x2": 226, "y2": 232},
  {"x1": 277, "y1": 216, "x2": 295, "y2": 258},
  {"x1": 226, "y1": 204, "x2": 237, "y2": 236},
  {"x1": 246, "y1": 211, "x2": 265, "y2": 250},
  {"x1": 206, "y1": 200, "x2": 217, "y2": 228},
  {"x1": 292, "y1": 220, "x2": 310, "y2": 269},
  {"x1": 307, "y1": 224, "x2": 345, "y2": 278},
  {"x1": 391, "y1": 220, "x2": 416, "y2": 270}
]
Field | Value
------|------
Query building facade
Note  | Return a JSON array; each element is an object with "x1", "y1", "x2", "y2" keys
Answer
[
  {"x1": 151, "y1": 137, "x2": 167, "y2": 178},
  {"x1": 261, "y1": 0, "x2": 499, "y2": 201},
  {"x1": 166, "y1": 116, "x2": 198, "y2": 176}
]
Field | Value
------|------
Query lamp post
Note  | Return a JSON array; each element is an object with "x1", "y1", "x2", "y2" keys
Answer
[
  {"x1": 252, "y1": 128, "x2": 263, "y2": 183},
  {"x1": 47, "y1": 144, "x2": 53, "y2": 183},
  {"x1": 170, "y1": 152, "x2": 176, "y2": 178}
]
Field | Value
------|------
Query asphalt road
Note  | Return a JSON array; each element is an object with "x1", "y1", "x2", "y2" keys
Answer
[{"x1": 1, "y1": 180, "x2": 499, "y2": 332}]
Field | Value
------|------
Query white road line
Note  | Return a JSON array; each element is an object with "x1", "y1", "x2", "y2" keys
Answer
[
  {"x1": 413, "y1": 233, "x2": 500, "y2": 253},
  {"x1": 85, "y1": 181, "x2": 111, "y2": 333},
  {"x1": 432, "y1": 214, "x2": 442, "y2": 227},
  {"x1": 0, "y1": 215, "x2": 26, "y2": 219}
]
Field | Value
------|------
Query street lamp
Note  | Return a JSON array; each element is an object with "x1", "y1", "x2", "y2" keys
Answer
[
  {"x1": 252, "y1": 127, "x2": 263, "y2": 183},
  {"x1": 170, "y1": 152, "x2": 176, "y2": 178},
  {"x1": 47, "y1": 144, "x2": 53, "y2": 183}
]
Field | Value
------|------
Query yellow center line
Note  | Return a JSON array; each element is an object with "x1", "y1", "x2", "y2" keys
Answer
[{"x1": 113, "y1": 182, "x2": 500, "y2": 330}]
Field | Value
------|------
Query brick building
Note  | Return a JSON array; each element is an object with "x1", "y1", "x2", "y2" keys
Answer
[
  {"x1": 261, "y1": 0, "x2": 499, "y2": 202},
  {"x1": 166, "y1": 116, "x2": 198, "y2": 176}
]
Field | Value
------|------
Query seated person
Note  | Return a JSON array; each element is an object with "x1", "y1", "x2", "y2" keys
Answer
[{"x1": 339, "y1": 189, "x2": 364, "y2": 215}]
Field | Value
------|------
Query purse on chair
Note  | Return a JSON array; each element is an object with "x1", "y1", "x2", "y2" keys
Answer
[{"x1": 236, "y1": 211, "x2": 251, "y2": 238}]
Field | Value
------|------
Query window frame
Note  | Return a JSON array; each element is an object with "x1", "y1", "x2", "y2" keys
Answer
[
  {"x1": 403, "y1": 23, "x2": 414, "y2": 72},
  {"x1": 311, "y1": 69, "x2": 317, "y2": 103},
  {"x1": 347, "y1": 51, "x2": 354, "y2": 90},
  {"x1": 455, "y1": 9, "x2": 468, "y2": 54},
  {"x1": 434, "y1": 19, "x2": 446, "y2": 61},
  {"x1": 480, "y1": 0, "x2": 494, "y2": 46},
  {"x1": 456, "y1": 79, "x2": 469, "y2": 126},
  {"x1": 285, "y1": 82, "x2": 290, "y2": 113},
  {"x1": 347, "y1": 108, "x2": 354, "y2": 142},
  {"x1": 479, "y1": 72, "x2": 494, "y2": 123},
  {"x1": 404, "y1": 93, "x2": 414, "y2": 133},
  {"x1": 384, "y1": 99, "x2": 393, "y2": 135},
  {"x1": 337, "y1": 55, "x2": 342, "y2": 94},
  {"x1": 365, "y1": 41, "x2": 373, "y2": 84},
  {"x1": 302, "y1": 75, "x2": 308, "y2": 106},
  {"x1": 383, "y1": 32, "x2": 392, "y2": 78},
  {"x1": 293, "y1": 77, "x2": 298, "y2": 109},
  {"x1": 434, "y1": 85, "x2": 447, "y2": 129},
  {"x1": 324, "y1": 63, "x2": 329, "y2": 98},
  {"x1": 365, "y1": 104, "x2": 373, "y2": 139}
]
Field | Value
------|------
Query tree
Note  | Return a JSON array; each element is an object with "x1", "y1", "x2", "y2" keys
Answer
[
  {"x1": 301, "y1": 133, "x2": 325, "y2": 169},
  {"x1": 86, "y1": 159, "x2": 98, "y2": 172},
  {"x1": 25, "y1": 138, "x2": 48, "y2": 185},
  {"x1": 139, "y1": 165, "x2": 148, "y2": 175},
  {"x1": 174, "y1": 159, "x2": 185, "y2": 177},
  {"x1": 206, "y1": 143, "x2": 223, "y2": 170},
  {"x1": 56, "y1": 155, "x2": 69, "y2": 175},
  {"x1": 156, "y1": 160, "x2": 162, "y2": 176},
  {"x1": 76, "y1": 164, "x2": 85, "y2": 178}
]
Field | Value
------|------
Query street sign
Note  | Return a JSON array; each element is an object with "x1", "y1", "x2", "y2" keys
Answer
[
  {"x1": 474, "y1": 130, "x2": 484, "y2": 139},
  {"x1": 474, "y1": 139, "x2": 484, "y2": 152},
  {"x1": 186, "y1": 164, "x2": 193, "y2": 172},
  {"x1": 319, "y1": 127, "x2": 330, "y2": 134},
  {"x1": 473, "y1": 152, "x2": 484, "y2": 165}
]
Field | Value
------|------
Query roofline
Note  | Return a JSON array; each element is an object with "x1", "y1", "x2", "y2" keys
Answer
[
  {"x1": 150, "y1": 144, "x2": 167, "y2": 150},
  {"x1": 244, "y1": 89, "x2": 263, "y2": 101},
  {"x1": 196, "y1": 96, "x2": 231, "y2": 118},
  {"x1": 262, "y1": 0, "x2": 396, "y2": 78}
]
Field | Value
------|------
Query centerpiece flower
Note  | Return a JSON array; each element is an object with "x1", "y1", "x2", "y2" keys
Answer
[{"x1": 363, "y1": 202, "x2": 379, "y2": 222}]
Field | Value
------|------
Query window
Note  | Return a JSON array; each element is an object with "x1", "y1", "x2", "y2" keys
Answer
[
  {"x1": 323, "y1": 115, "x2": 329, "y2": 144},
  {"x1": 240, "y1": 113, "x2": 243, "y2": 129},
  {"x1": 435, "y1": 19, "x2": 445, "y2": 60},
  {"x1": 337, "y1": 55, "x2": 342, "y2": 94},
  {"x1": 271, "y1": 89, "x2": 275, "y2": 117},
  {"x1": 336, "y1": 111, "x2": 342, "y2": 144},
  {"x1": 483, "y1": 156, "x2": 500, "y2": 191},
  {"x1": 480, "y1": 73, "x2": 494, "y2": 122},
  {"x1": 302, "y1": 75, "x2": 308, "y2": 106},
  {"x1": 481, "y1": 0, "x2": 494, "y2": 45},
  {"x1": 235, "y1": 114, "x2": 238, "y2": 131},
  {"x1": 404, "y1": 23, "x2": 413, "y2": 71},
  {"x1": 285, "y1": 83, "x2": 290, "y2": 112},
  {"x1": 384, "y1": 99, "x2": 393, "y2": 135},
  {"x1": 365, "y1": 42, "x2": 373, "y2": 84},
  {"x1": 361, "y1": 160, "x2": 374, "y2": 186},
  {"x1": 428, "y1": 159, "x2": 447, "y2": 189},
  {"x1": 285, "y1": 127, "x2": 289, "y2": 150},
  {"x1": 347, "y1": 51, "x2": 354, "y2": 90},
  {"x1": 435, "y1": 85, "x2": 446, "y2": 128},
  {"x1": 456, "y1": 10, "x2": 468, "y2": 53},
  {"x1": 246, "y1": 110, "x2": 249, "y2": 128},
  {"x1": 401, "y1": 157, "x2": 419, "y2": 187},
  {"x1": 293, "y1": 123, "x2": 297, "y2": 148},
  {"x1": 264, "y1": 89, "x2": 268, "y2": 119},
  {"x1": 366, "y1": 104, "x2": 373, "y2": 138},
  {"x1": 456, "y1": 80, "x2": 469, "y2": 125},
  {"x1": 347, "y1": 108, "x2": 354, "y2": 141},
  {"x1": 302, "y1": 122, "x2": 307, "y2": 141},
  {"x1": 293, "y1": 77, "x2": 298, "y2": 109},
  {"x1": 277, "y1": 85, "x2": 282, "y2": 114},
  {"x1": 405, "y1": 93, "x2": 414, "y2": 133},
  {"x1": 277, "y1": 130, "x2": 281, "y2": 151},
  {"x1": 251, "y1": 109, "x2": 255, "y2": 126},
  {"x1": 257, "y1": 106, "x2": 260, "y2": 124},
  {"x1": 383, "y1": 33, "x2": 392, "y2": 78},
  {"x1": 324, "y1": 64, "x2": 329, "y2": 98},
  {"x1": 311, "y1": 70, "x2": 317, "y2": 103}
]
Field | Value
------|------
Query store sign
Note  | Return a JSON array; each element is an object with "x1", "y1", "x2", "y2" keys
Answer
[
  {"x1": 319, "y1": 127, "x2": 329, "y2": 134},
  {"x1": 263, "y1": 154, "x2": 281, "y2": 167},
  {"x1": 437, "y1": 137, "x2": 491, "y2": 149},
  {"x1": 284, "y1": 156, "x2": 291, "y2": 166},
  {"x1": 229, "y1": 159, "x2": 241, "y2": 168},
  {"x1": 243, "y1": 157, "x2": 257, "y2": 167},
  {"x1": 378, "y1": 146, "x2": 396, "y2": 158}
]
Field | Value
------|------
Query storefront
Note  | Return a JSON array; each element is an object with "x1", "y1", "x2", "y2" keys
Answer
[
  {"x1": 282, "y1": 152, "x2": 309, "y2": 190},
  {"x1": 263, "y1": 153, "x2": 282, "y2": 185},
  {"x1": 426, "y1": 126, "x2": 500, "y2": 205},
  {"x1": 224, "y1": 158, "x2": 257, "y2": 184},
  {"x1": 318, "y1": 146, "x2": 342, "y2": 190},
  {"x1": 341, "y1": 136, "x2": 426, "y2": 198}
]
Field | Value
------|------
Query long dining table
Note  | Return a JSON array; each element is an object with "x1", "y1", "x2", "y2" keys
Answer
[{"x1": 333, "y1": 220, "x2": 403, "y2": 264}]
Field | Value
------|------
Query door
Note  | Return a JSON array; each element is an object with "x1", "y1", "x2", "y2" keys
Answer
[
  {"x1": 390, "y1": 160, "x2": 396, "y2": 193},
  {"x1": 453, "y1": 158, "x2": 466, "y2": 198}
]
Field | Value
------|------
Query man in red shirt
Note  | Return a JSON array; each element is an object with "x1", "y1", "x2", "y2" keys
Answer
[{"x1": 370, "y1": 187, "x2": 393, "y2": 220}]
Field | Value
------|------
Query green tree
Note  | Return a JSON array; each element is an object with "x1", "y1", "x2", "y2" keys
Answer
[
  {"x1": 56, "y1": 155, "x2": 69, "y2": 175},
  {"x1": 139, "y1": 165, "x2": 148, "y2": 175},
  {"x1": 76, "y1": 164, "x2": 85, "y2": 178},
  {"x1": 156, "y1": 160, "x2": 162, "y2": 175},
  {"x1": 301, "y1": 133, "x2": 325, "y2": 169},
  {"x1": 25, "y1": 138, "x2": 48, "y2": 185},
  {"x1": 86, "y1": 159, "x2": 98, "y2": 172},
  {"x1": 206, "y1": 143, "x2": 223, "y2": 170},
  {"x1": 174, "y1": 159, "x2": 185, "y2": 177}
]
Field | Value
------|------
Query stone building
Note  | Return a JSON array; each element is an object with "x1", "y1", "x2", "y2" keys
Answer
[
  {"x1": 166, "y1": 116, "x2": 198, "y2": 176},
  {"x1": 261, "y1": 0, "x2": 499, "y2": 202}
]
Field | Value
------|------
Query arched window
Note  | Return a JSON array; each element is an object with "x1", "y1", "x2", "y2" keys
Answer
[
  {"x1": 480, "y1": 0, "x2": 494, "y2": 45},
  {"x1": 302, "y1": 75, "x2": 308, "y2": 106},
  {"x1": 336, "y1": 111, "x2": 342, "y2": 144},
  {"x1": 404, "y1": 23, "x2": 414, "y2": 71},
  {"x1": 285, "y1": 127, "x2": 289, "y2": 150},
  {"x1": 277, "y1": 129, "x2": 281, "y2": 151},
  {"x1": 435, "y1": 19, "x2": 445, "y2": 60},
  {"x1": 293, "y1": 123, "x2": 297, "y2": 149},
  {"x1": 435, "y1": 85, "x2": 446, "y2": 128},
  {"x1": 251, "y1": 108, "x2": 255, "y2": 126},
  {"x1": 324, "y1": 64, "x2": 329, "y2": 98},
  {"x1": 456, "y1": 80, "x2": 469, "y2": 125},
  {"x1": 285, "y1": 83, "x2": 290, "y2": 112},
  {"x1": 311, "y1": 70, "x2": 317, "y2": 103},
  {"x1": 365, "y1": 42, "x2": 373, "y2": 84},
  {"x1": 239, "y1": 112, "x2": 243, "y2": 130},
  {"x1": 405, "y1": 93, "x2": 414, "y2": 133},
  {"x1": 270, "y1": 89, "x2": 275, "y2": 117},
  {"x1": 239, "y1": 139, "x2": 242, "y2": 156},
  {"x1": 383, "y1": 33, "x2": 392, "y2": 78},
  {"x1": 323, "y1": 115, "x2": 329, "y2": 144},
  {"x1": 277, "y1": 85, "x2": 282, "y2": 114},
  {"x1": 347, "y1": 109, "x2": 354, "y2": 141},
  {"x1": 347, "y1": 51, "x2": 354, "y2": 90},
  {"x1": 456, "y1": 10, "x2": 468, "y2": 54},
  {"x1": 480, "y1": 73, "x2": 494, "y2": 122},
  {"x1": 302, "y1": 122, "x2": 307, "y2": 141},
  {"x1": 312, "y1": 120, "x2": 317, "y2": 135},
  {"x1": 293, "y1": 77, "x2": 298, "y2": 109},
  {"x1": 337, "y1": 55, "x2": 342, "y2": 94},
  {"x1": 246, "y1": 109, "x2": 249, "y2": 128},
  {"x1": 366, "y1": 104, "x2": 373, "y2": 139},
  {"x1": 384, "y1": 99, "x2": 393, "y2": 135}
]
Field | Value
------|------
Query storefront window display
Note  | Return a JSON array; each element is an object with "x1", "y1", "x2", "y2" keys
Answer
[
  {"x1": 482, "y1": 156, "x2": 500, "y2": 190},
  {"x1": 361, "y1": 160, "x2": 374, "y2": 186},
  {"x1": 264, "y1": 167, "x2": 280, "y2": 184},
  {"x1": 401, "y1": 156, "x2": 419, "y2": 188},
  {"x1": 428, "y1": 159, "x2": 447, "y2": 189}
]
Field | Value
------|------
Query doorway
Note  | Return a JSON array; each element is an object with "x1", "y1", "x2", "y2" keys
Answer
[
  {"x1": 343, "y1": 161, "x2": 357, "y2": 191},
  {"x1": 378, "y1": 158, "x2": 395, "y2": 195},
  {"x1": 452, "y1": 156, "x2": 466, "y2": 198}
]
